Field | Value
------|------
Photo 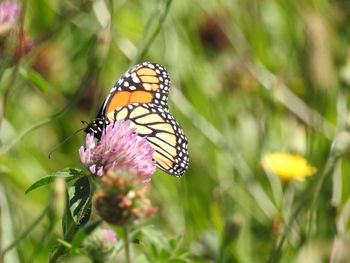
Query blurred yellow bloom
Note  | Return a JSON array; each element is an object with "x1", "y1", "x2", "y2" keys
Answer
[{"x1": 261, "y1": 152, "x2": 317, "y2": 181}]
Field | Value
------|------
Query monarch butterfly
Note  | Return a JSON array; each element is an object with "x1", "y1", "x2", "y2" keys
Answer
[{"x1": 85, "y1": 62, "x2": 189, "y2": 176}]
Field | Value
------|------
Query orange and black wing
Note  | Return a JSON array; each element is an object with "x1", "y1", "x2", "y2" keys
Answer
[
  {"x1": 99, "y1": 62, "x2": 170, "y2": 118},
  {"x1": 107, "y1": 103, "x2": 189, "y2": 176},
  {"x1": 86, "y1": 62, "x2": 189, "y2": 176}
]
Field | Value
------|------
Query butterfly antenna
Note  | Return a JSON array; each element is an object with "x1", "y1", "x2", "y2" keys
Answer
[
  {"x1": 48, "y1": 127, "x2": 86, "y2": 159},
  {"x1": 81, "y1": 120, "x2": 89, "y2": 126}
]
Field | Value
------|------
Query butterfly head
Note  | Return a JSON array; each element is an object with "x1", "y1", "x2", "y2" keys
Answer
[{"x1": 84, "y1": 118, "x2": 110, "y2": 139}]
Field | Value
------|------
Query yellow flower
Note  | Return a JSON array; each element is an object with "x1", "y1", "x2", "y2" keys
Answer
[{"x1": 261, "y1": 152, "x2": 317, "y2": 181}]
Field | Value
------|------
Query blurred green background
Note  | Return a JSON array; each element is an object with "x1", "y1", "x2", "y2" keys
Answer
[{"x1": 1, "y1": 0, "x2": 350, "y2": 262}]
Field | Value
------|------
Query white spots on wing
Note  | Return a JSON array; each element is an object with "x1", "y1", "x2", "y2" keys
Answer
[{"x1": 105, "y1": 62, "x2": 190, "y2": 176}]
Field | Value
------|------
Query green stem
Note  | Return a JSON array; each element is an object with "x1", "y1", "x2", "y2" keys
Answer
[
  {"x1": 131, "y1": 0, "x2": 172, "y2": 65},
  {"x1": 267, "y1": 155, "x2": 339, "y2": 263},
  {"x1": 124, "y1": 225, "x2": 131, "y2": 263},
  {"x1": 0, "y1": 43, "x2": 101, "y2": 155},
  {"x1": 2, "y1": 205, "x2": 49, "y2": 256},
  {"x1": 48, "y1": 209, "x2": 79, "y2": 263}
]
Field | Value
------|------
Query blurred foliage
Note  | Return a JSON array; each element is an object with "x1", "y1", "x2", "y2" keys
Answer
[{"x1": 1, "y1": 0, "x2": 350, "y2": 262}]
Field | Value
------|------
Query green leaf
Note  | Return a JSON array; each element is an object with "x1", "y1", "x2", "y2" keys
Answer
[
  {"x1": 68, "y1": 177, "x2": 91, "y2": 226},
  {"x1": 136, "y1": 226, "x2": 191, "y2": 262},
  {"x1": 71, "y1": 220, "x2": 101, "y2": 250},
  {"x1": 25, "y1": 176, "x2": 64, "y2": 194},
  {"x1": 19, "y1": 68, "x2": 49, "y2": 92},
  {"x1": 25, "y1": 168, "x2": 85, "y2": 194}
]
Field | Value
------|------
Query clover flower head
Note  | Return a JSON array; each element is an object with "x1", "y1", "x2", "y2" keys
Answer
[
  {"x1": 0, "y1": 1, "x2": 33, "y2": 59},
  {"x1": 79, "y1": 120, "x2": 156, "y2": 182},
  {"x1": 84, "y1": 227, "x2": 118, "y2": 261},
  {"x1": 93, "y1": 170, "x2": 158, "y2": 226},
  {"x1": 100, "y1": 228, "x2": 117, "y2": 247},
  {"x1": 0, "y1": 1, "x2": 19, "y2": 25}
]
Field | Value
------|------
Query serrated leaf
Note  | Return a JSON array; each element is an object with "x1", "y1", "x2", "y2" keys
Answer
[
  {"x1": 68, "y1": 177, "x2": 91, "y2": 225},
  {"x1": 25, "y1": 168, "x2": 85, "y2": 194},
  {"x1": 19, "y1": 68, "x2": 49, "y2": 92}
]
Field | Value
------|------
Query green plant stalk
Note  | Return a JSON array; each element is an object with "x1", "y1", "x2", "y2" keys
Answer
[
  {"x1": 48, "y1": 220, "x2": 78, "y2": 263},
  {"x1": 124, "y1": 225, "x2": 131, "y2": 263},
  {"x1": 2, "y1": 205, "x2": 50, "y2": 256},
  {"x1": 131, "y1": 0, "x2": 172, "y2": 65},
  {"x1": 0, "y1": 0, "x2": 27, "y2": 129},
  {"x1": 267, "y1": 155, "x2": 339, "y2": 263},
  {"x1": 49, "y1": 174, "x2": 96, "y2": 262},
  {"x1": 0, "y1": 21, "x2": 112, "y2": 154}
]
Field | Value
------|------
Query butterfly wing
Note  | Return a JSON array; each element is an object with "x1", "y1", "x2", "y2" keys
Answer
[
  {"x1": 98, "y1": 62, "x2": 170, "y2": 118},
  {"x1": 106, "y1": 103, "x2": 189, "y2": 176},
  {"x1": 86, "y1": 62, "x2": 189, "y2": 176}
]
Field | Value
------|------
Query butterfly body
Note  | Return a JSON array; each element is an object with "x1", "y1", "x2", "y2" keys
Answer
[{"x1": 86, "y1": 62, "x2": 189, "y2": 176}]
